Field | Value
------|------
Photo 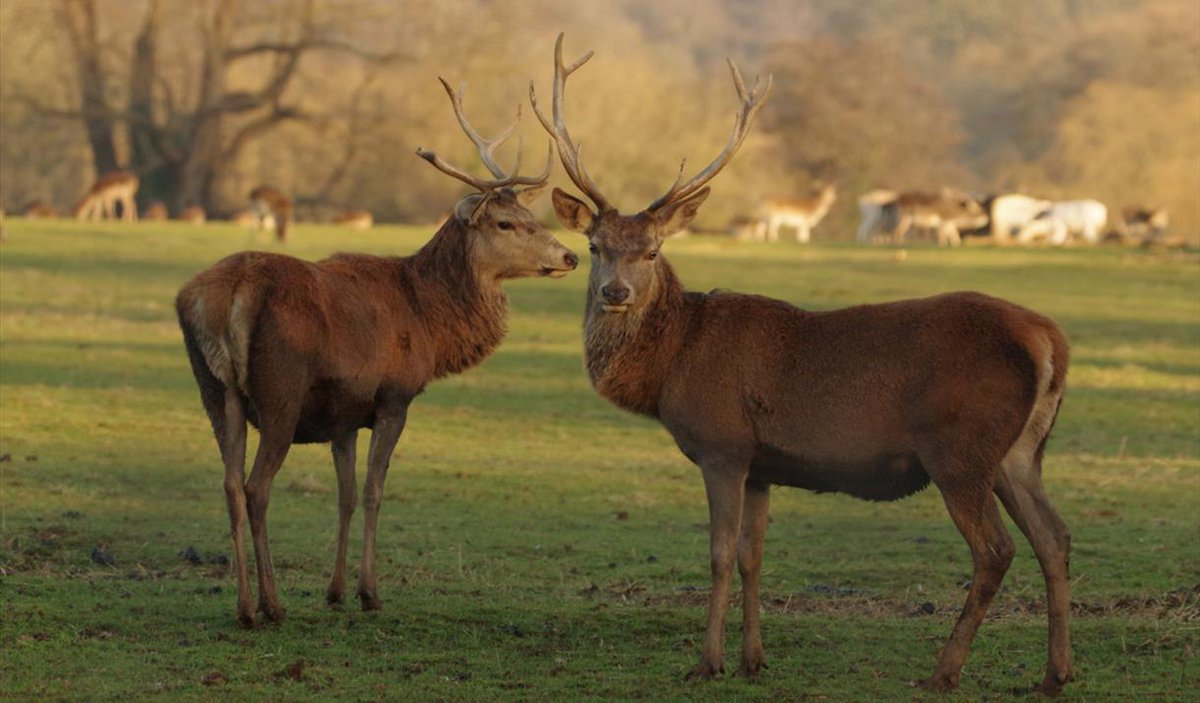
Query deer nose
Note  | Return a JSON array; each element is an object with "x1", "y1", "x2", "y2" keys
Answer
[
  {"x1": 564, "y1": 252, "x2": 579, "y2": 269},
  {"x1": 601, "y1": 284, "x2": 630, "y2": 305}
]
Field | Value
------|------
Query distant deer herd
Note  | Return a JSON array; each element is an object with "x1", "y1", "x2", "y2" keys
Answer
[{"x1": 21, "y1": 30, "x2": 1195, "y2": 698}]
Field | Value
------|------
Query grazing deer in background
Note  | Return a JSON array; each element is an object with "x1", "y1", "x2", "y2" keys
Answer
[
  {"x1": 23, "y1": 201, "x2": 58, "y2": 219},
  {"x1": 143, "y1": 201, "x2": 169, "y2": 221},
  {"x1": 756, "y1": 182, "x2": 837, "y2": 242},
  {"x1": 333, "y1": 209, "x2": 373, "y2": 230},
  {"x1": 534, "y1": 33, "x2": 1073, "y2": 695},
  {"x1": 249, "y1": 185, "x2": 293, "y2": 241},
  {"x1": 178, "y1": 206, "x2": 207, "y2": 224},
  {"x1": 74, "y1": 171, "x2": 139, "y2": 222},
  {"x1": 177, "y1": 76, "x2": 576, "y2": 628},
  {"x1": 884, "y1": 189, "x2": 986, "y2": 247}
]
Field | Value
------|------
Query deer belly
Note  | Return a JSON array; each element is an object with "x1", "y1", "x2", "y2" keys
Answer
[
  {"x1": 749, "y1": 444, "x2": 930, "y2": 502},
  {"x1": 291, "y1": 381, "x2": 381, "y2": 443}
]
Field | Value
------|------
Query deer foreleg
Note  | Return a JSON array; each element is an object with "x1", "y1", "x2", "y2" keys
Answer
[
  {"x1": 736, "y1": 479, "x2": 771, "y2": 678},
  {"x1": 358, "y1": 406, "x2": 408, "y2": 610},
  {"x1": 687, "y1": 461, "x2": 749, "y2": 681},
  {"x1": 326, "y1": 431, "x2": 358, "y2": 605}
]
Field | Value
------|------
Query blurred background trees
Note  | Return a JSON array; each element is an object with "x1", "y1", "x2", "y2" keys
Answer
[{"x1": 1, "y1": 0, "x2": 1196, "y2": 239}]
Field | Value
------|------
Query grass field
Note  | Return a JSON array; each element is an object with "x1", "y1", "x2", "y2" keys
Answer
[{"x1": 1, "y1": 218, "x2": 1197, "y2": 702}]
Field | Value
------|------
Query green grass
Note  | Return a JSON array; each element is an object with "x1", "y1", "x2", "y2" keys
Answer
[{"x1": 1, "y1": 219, "x2": 1197, "y2": 701}]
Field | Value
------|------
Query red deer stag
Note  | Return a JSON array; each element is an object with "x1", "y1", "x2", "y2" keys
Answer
[
  {"x1": 533, "y1": 34, "x2": 1072, "y2": 695},
  {"x1": 177, "y1": 77, "x2": 577, "y2": 628}
]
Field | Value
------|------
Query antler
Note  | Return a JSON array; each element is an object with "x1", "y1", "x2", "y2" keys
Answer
[
  {"x1": 529, "y1": 33, "x2": 614, "y2": 213},
  {"x1": 646, "y1": 60, "x2": 773, "y2": 211},
  {"x1": 417, "y1": 77, "x2": 552, "y2": 192}
]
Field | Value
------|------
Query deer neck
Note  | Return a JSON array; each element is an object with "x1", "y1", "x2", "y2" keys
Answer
[
  {"x1": 583, "y1": 259, "x2": 689, "y2": 417},
  {"x1": 409, "y1": 220, "x2": 508, "y2": 379}
]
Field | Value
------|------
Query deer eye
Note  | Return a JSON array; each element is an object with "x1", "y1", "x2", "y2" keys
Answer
[
  {"x1": 588, "y1": 242, "x2": 598, "y2": 254},
  {"x1": 497, "y1": 221, "x2": 514, "y2": 231},
  {"x1": 647, "y1": 249, "x2": 659, "y2": 260}
]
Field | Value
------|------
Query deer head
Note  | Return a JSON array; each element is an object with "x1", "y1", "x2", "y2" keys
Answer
[
  {"x1": 531, "y1": 34, "x2": 770, "y2": 310},
  {"x1": 418, "y1": 78, "x2": 577, "y2": 280}
]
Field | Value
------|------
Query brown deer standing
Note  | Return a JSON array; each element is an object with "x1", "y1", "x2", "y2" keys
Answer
[
  {"x1": 756, "y1": 182, "x2": 837, "y2": 243},
  {"x1": 249, "y1": 185, "x2": 293, "y2": 241},
  {"x1": 177, "y1": 77, "x2": 577, "y2": 628},
  {"x1": 75, "y1": 171, "x2": 139, "y2": 222},
  {"x1": 533, "y1": 34, "x2": 1073, "y2": 695}
]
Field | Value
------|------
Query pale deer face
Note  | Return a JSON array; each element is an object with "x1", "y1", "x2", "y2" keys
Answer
[
  {"x1": 460, "y1": 186, "x2": 578, "y2": 280},
  {"x1": 552, "y1": 187, "x2": 709, "y2": 313}
]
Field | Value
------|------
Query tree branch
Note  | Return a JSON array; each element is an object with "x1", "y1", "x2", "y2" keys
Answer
[
  {"x1": 225, "y1": 39, "x2": 407, "y2": 65},
  {"x1": 220, "y1": 105, "x2": 316, "y2": 164}
]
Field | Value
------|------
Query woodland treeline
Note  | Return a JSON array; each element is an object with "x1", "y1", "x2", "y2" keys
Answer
[{"x1": 1, "y1": 0, "x2": 1196, "y2": 239}]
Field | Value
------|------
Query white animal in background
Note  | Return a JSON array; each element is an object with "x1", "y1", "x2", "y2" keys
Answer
[
  {"x1": 856, "y1": 189, "x2": 898, "y2": 243},
  {"x1": 989, "y1": 194, "x2": 1051, "y2": 244},
  {"x1": 1017, "y1": 200, "x2": 1107, "y2": 246},
  {"x1": 757, "y1": 182, "x2": 837, "y2": 242}
]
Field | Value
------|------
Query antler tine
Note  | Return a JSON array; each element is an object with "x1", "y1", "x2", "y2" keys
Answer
[
  {"x1": 530, "y1": 33, "x2": 614, "y2": 212},
  {"x1": 415, "y1": 147, "x2": 494, "y2": 191},
  {"x1": 646, "y1": 59, "x2": 773, "y2": 211},
  {"x1": 418, "y1": 76, "x2": 551, "y2": 192},
  {"x1": 438, "y1": 77, "x2": 519, "y2": 180}
]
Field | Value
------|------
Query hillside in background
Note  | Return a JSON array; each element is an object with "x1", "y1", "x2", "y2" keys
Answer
[{"x1": 1, "y1": 0, "x2": 1196, "y2": 239}]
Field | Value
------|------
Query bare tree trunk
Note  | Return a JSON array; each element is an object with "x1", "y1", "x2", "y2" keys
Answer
[
  {"x1": 128, "y1": 0, "x2": 173, "y2": 210},
  {"x1": 178, "y1": 0, "x2": 238, "y2": 209},
  {"x1": 60, "y1": 0, "x2": 119, "y2": 174}
]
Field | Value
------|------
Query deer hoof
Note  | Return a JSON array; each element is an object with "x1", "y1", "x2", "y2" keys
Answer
[
  {"x1": 918, "y1": 673, "x2": 960, "y2": 692},
  {"x1": 1036, "y1": 670, "x2": 1073, "y2": 697},
  {"x1": 236, "y1": 611, "x2": 257, "y2": 630},
  {"x1": 325, "y1": 588, "x2": 344, "y2": 606},
  {"x1": 685, "y1": 660, "x2": 723, "y2": 682},
  {"x1": 259, "y1": 602, "x2": 287, "y2": 623},
  {"x1": 359, "y1": 592, "x2": 383, "y2": 611},
  {"x1": 735, "y1": 657, "x2": 766, "y2": 679}
]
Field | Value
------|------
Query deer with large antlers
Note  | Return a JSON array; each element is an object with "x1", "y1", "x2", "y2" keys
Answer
[
  {"x1": 177, "y1": 76, "x2": 576, "y2": 627},
  {"x1": 533, "y1": 34, "x2": 1073, "y2": 695}
]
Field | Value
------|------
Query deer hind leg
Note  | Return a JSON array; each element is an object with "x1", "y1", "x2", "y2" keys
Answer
[
  {"x1": 358, "y1": 406, "x2": 408, "y2": 611},
  {"x1": 243, "y1": 398, "x2": 302, "y2": 623},
  {"x1": 183, "y1": 326, "x2": 254, "y2": 627},
  {"x1": 197, "y1": 385, "x2": 255, "y2": 627},
  {"x1": 326, "y1": 431, "x2": 358, "y2": 606},
  {"x1": 995, "y1": 436, "x2": 1073, "y2": 694},
  {"x1": 735, "y1": 479, "x2": 771, "y2": 678},
  {"x1": 686, "y1": 458, "x2": 750, "y2": 681},
  {"x1": 923, "y1": 467, "x2": 1015, "y2": 691},
  {"x1": 216, "y1": 391, "x2": 253, "y2": 627}
]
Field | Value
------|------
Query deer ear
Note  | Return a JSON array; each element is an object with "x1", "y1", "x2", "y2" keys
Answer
[
  {"x1": 516, "y1": 183, "x2": 548, "y2": 206},
  {"x1": 655, "y1": 187, "x2": 710, "y2": 237},
  {"x1": 552, "y1": 187, "x2": 594, "y2": 233},
  {"x1": 454, "y1": 193, "x2": 487, "y2": 225}
]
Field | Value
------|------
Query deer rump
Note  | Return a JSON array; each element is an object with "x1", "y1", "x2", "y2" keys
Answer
[
  {"x1": 177, "y1": 251, "x2": 449, "y2": 445},
  {"x1": 658, "y1": 290, "x2": 1045, "y2": 502}
]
